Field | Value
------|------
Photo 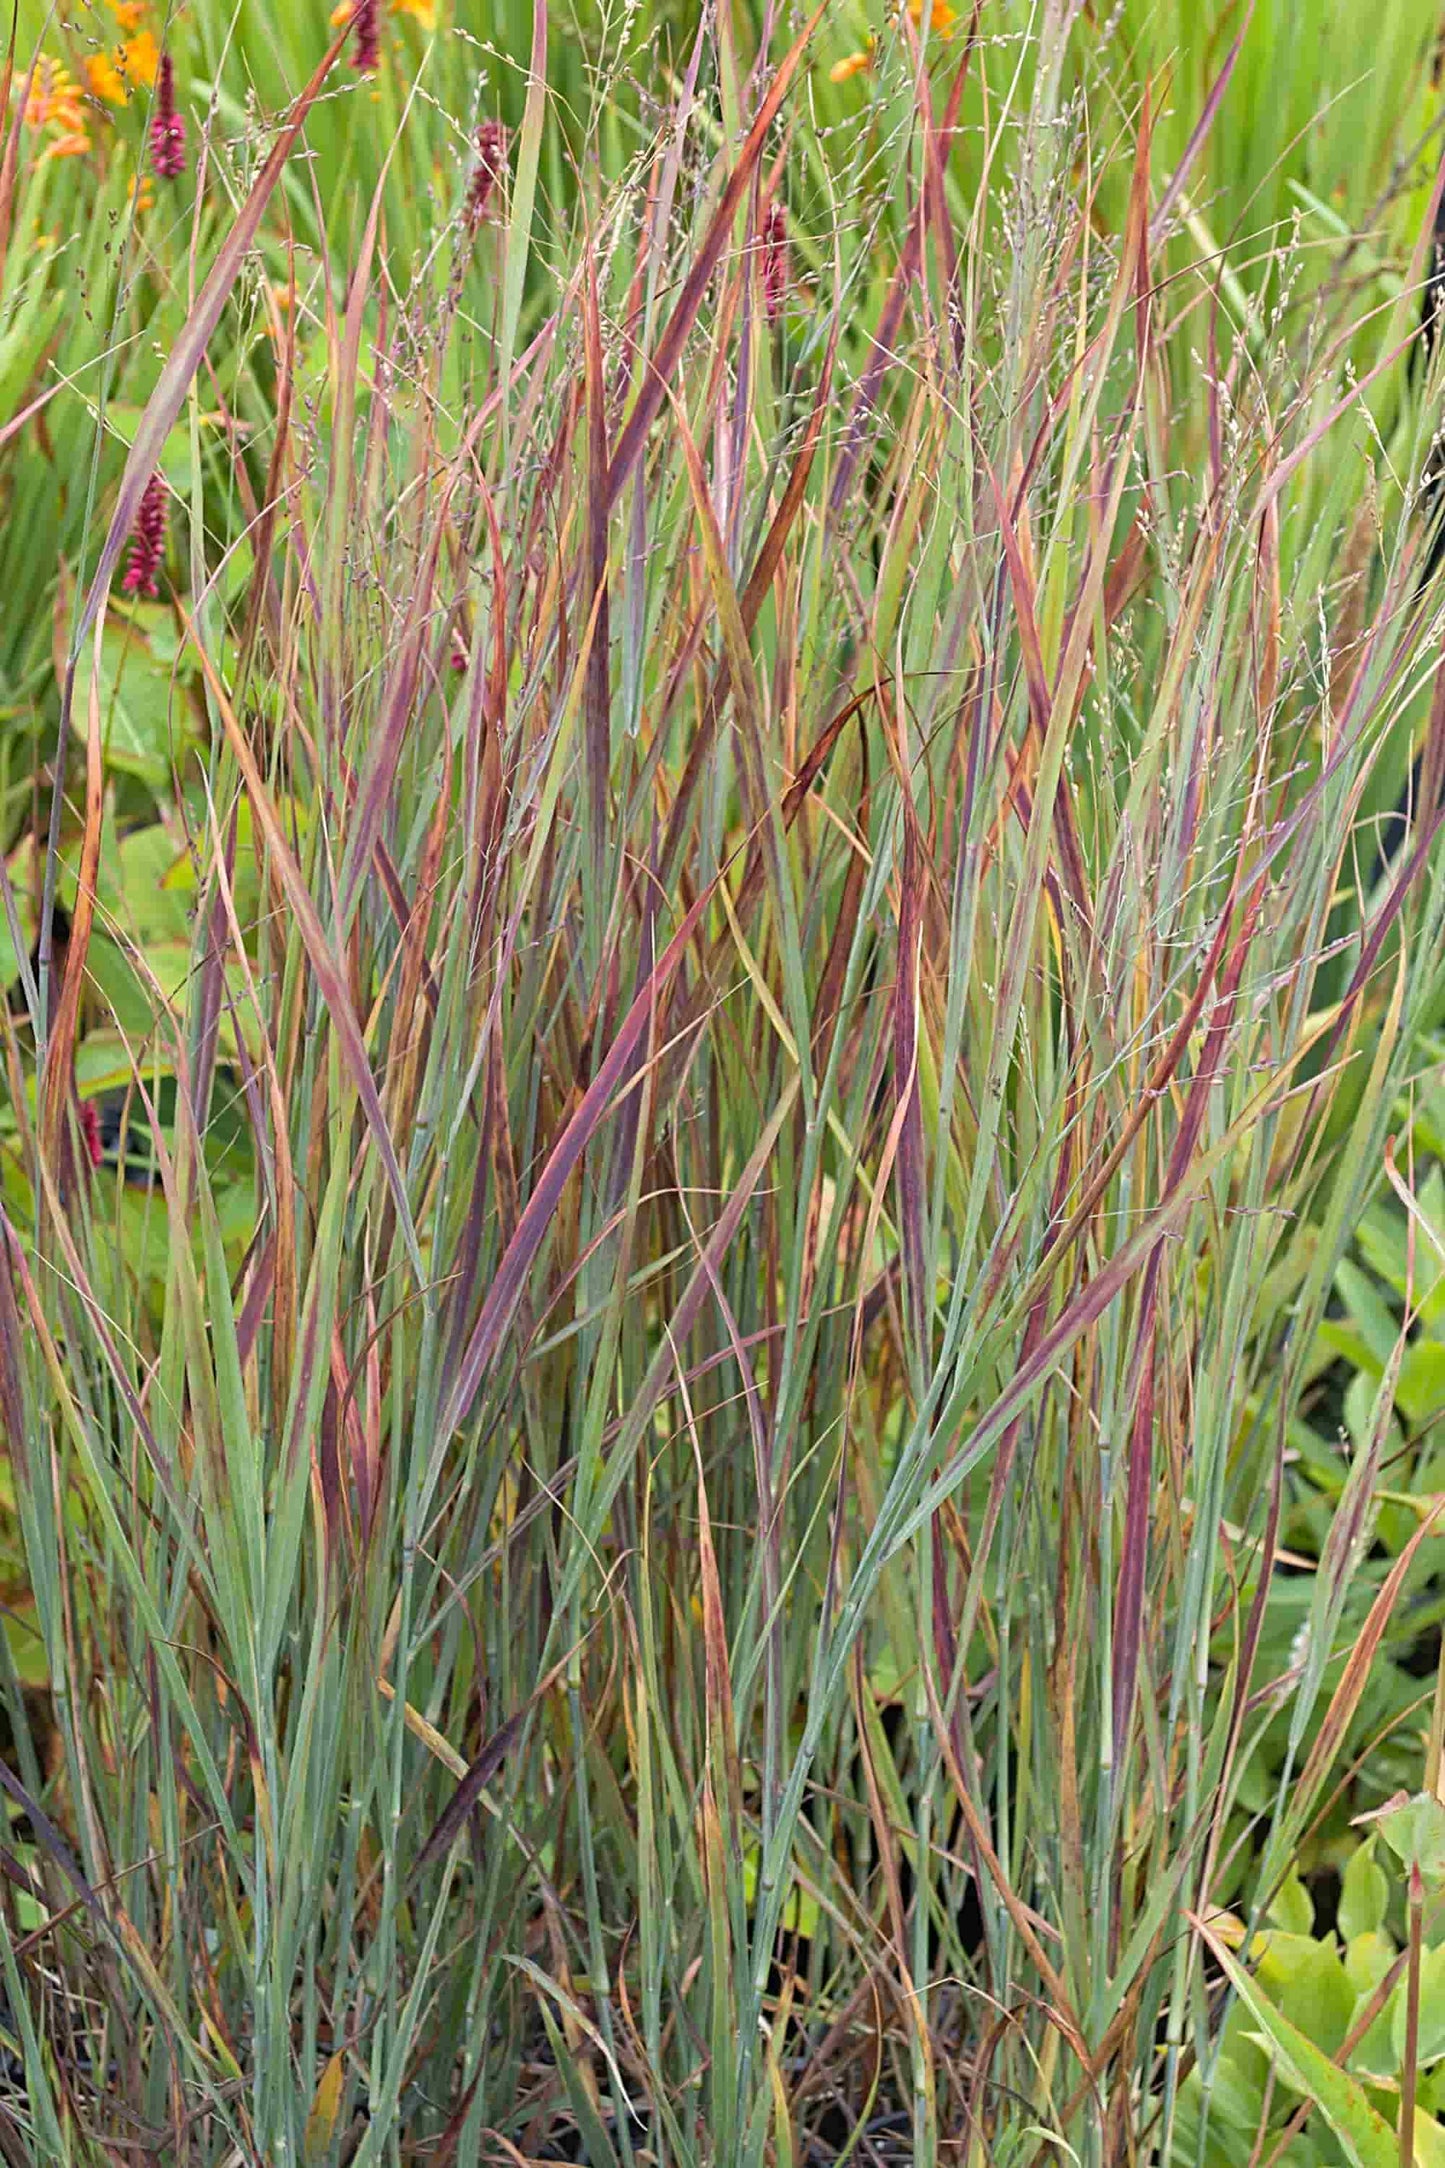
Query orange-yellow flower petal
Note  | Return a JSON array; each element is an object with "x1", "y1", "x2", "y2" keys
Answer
[
  {"x1": 85, "y1": 50, "x2": 130, "y2": 105},
  {"x1": 44, "y1": 128, "x2": 91, "y2": 159},
  {"x1": 107, "y1": 0, "x2": 148, "y2": 28},
  {"x1": 392, "y1": 0, "x2": 436, "y2": 25},
  {"x1": 23, "y1": 57, "x2": 79, "y2": 128},
  {"x1": 121, "y1": 30, "x2": 160, "y2": 89},
  {"x1": 829, "y1": 43, "x2": 874, "y2": 81},
  {"x1": 905, "y1": 0, "x2": 957, "y2": 35},
  {"x1": 329, "y1": 0, "x2": 354, "y2": 22},
  {"x1": 23, "y1": 63, "x2": 53, "y2": 127}
]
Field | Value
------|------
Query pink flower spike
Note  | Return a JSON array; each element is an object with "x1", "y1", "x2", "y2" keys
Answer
[
  {"x1": 121, "y1": 474, "x2": 168, "y2": 600},
  {"x1": 149, "y1": 52, "x2": 187, "y2": 180},
  {"x1": 760, "y1": 201, "x2": 789, "y2": 324},
  {"x1": 465, "y1": 120, "x2": 508, "y2": 229},
  {"x1": 78, "y1": 1102, "x2": 103, "y2": 1171},
  {"x1": 351, "y1": 0, "x2": 380, "y2": 71}
]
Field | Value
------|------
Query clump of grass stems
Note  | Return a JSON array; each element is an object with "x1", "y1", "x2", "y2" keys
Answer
[{"x1": 4, "y1": 6, "x2": 1445, "y2": 2165}]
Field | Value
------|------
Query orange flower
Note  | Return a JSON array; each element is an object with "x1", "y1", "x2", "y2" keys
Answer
[
  {"x1": 392, "y1": 0, "x2": 436, "y2": 25},
  {"x1": 905, "y1": 0, "x2": 958, "y2": 36},
  {"x1": 829, "y1": 41, "x2": 874, "y2": 80},
  {"x1": 122, "y1": 30, "x2": 160, "y2": 89},
  {"x1": 128, "y1": 170, "x2": 156, "y2": 213},
  {"x1": 107, "y1": 0, "x2": 148, "y2": 27},
  {"x1": 329, "y1": 0, "x2": 354, "y2": 22},
  {"x1": 32, "y1": 55, "x2": 89, "y2": 153},
  {"x1": 23, "y1": 61, "x2": 53, "y2": 126},
  {"x1": 24, "y1": 56, "x2": 84, "y2": 129},
  {"x1": 85, "y1": 50, "x2": 130, "y2": 105}
]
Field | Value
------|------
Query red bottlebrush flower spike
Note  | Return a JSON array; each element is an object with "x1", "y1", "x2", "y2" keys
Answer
[
  {"x1": 78, "y1": 1101, "x2": 103, "y2": 1171},
  {"x1": 760, "y1": 201, "x2": 789, "y2": 323},
  {"x1": 351, "y1": 0, "x2": 380, "y2": 72},
  {"x1": 150, "y1": 52, "x2": 186, "y2": 180},
  {"x1": 121, "y1": 473, "x2": 167, "y2": 599},
  {"x1": 464, "y1": 120, "x2": 508, "y2": 229}
]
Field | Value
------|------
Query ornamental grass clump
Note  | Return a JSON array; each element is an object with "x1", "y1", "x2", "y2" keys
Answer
[{"x1": 4, "y1": 6, "x2": 1445, "y2": 2166}]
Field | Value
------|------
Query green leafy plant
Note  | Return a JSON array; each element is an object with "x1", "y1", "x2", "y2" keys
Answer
[{"x1": 1182, "y1": 1798, "x2": 1445, "y2": 2168}]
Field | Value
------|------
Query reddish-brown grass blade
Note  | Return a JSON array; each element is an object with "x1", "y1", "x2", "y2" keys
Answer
[
  {"x1": 410, "y1": 1654, "x2": 570, "y2": 1882},
  {"x1": 183, "y1": 610, "x2": 425, "y2": 1281}
]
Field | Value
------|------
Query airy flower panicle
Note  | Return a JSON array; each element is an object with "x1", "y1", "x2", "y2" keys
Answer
[
  {"x1": 121, "y1": 474, "x2": 168, "y2": 600},
  {"x1": 464, "y1": 119, "x2": 508, "y2": 229},
  {"x1": 150, "y1": 52, "x2": 186, "y2": 179}
]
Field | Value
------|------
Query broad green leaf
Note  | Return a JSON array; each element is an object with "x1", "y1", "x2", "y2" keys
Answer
[
  {"x1": 72, "y1": 625, "x2": 198, "y2": 791},
  {"x1": 1253, "y1": 1931, "x2": 1356, "y2": 2062},
  {"x1": 1345, "y1": 1928, "x2": 1397, "y2": 2001},
  {"x1": 1210, "y1": 2052, "x2": 1272, "y2": 2132},
  {"x1": 1377, "y1": 1796, "x2": 1445, "y2": 1881},
  {"x1": 1334, "y1": 1258, "x2": 1403, "y2": 1372},
  {"x1": 1340, "y1": 1843, "x2": 1390, "y2": 1942},
  {"x1": 1397, "y1": 1341, "x2": 1445, "y2": 1428},
  {"x1": 1208, "y1": 1933, "x2": 1398, "y2": 2168},
  {"x1": 1269, "y1": 1873, "x2": 1316, "y2": 1936}
]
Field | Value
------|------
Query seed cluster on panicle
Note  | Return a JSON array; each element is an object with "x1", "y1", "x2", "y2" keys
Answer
[
  {"x1": 121, "y1": 474, "x2": 168, "y2": 600},
  {"x1": 150, "y1": 51, "x2": 187, "y2": 179}
]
